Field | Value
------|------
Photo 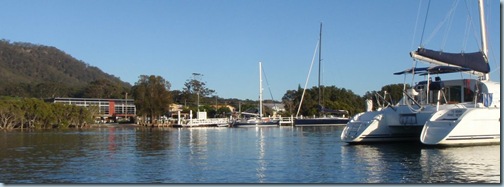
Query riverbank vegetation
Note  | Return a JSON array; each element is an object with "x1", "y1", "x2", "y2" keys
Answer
[{"x1": 0, "y1": 97, "x2": 95, "y2": 130}]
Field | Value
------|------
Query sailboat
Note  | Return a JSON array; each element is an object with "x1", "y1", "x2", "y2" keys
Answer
[
  {"x1": 232, "y1": 61, "x2": 279, "y2": 127},
  {"x1": 341, "y1": 0, "x2": 499, "y2": 145},
  {"x1": 294, "y1": 23, "x2": 350, "y2": 126},
  {"x1": 415, "y1": 0, "x2": 500, "y2": 146}
]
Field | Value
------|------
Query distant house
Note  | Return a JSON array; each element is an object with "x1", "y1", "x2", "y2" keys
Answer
[
  {"x1": 46, "y1": 97, "x2": 136, "y2": 122},
  {"x1": 168, "y1": 103, "x2": 189, "y2": 119},
  {"x1": 169, "y1": 103, "x2": 184, "y2": 113}
]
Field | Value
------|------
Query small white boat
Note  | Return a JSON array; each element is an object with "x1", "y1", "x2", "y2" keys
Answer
[{"x1": 174, "y1": 111, "x2": 230, "y2": 127}]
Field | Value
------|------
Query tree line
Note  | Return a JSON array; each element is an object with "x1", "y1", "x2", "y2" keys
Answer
[{"x1": 0, "y1": 97, "x2": 95, "y2": 129}]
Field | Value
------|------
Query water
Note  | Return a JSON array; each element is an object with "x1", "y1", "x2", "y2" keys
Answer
[{"x1": 0, "y1": 125, "x2": 500, "y2": 184}]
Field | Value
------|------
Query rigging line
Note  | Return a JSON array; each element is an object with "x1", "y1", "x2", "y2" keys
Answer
[
  {"x1": 424, "y1": 0, "x2": 458, "y2": 48},
  {"x1": 419, "y1": 0, "x2": 431, "y2": 47},
  {"x1": 296, "y1": 40, "x2": 319, "y2": 118},
  {"x1": 441, "y1": 0, "x2": 460, "y2": 50},
  {"x1": 261, "y1": 64, "x2": 276, "y2": 109},
  {"x1": 462, "y1": 16, "x2": 470, "y2": 51},
  {"x1": 411, "y1": 0, "x2": 424, "y2": 50},
  {"x1": 463, "y1": 0, "x2": 482, "y2": 52}
]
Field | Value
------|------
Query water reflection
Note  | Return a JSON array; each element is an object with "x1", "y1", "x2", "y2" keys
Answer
[
  {"x1": 255, "y1": 127, "x2": 267, "y2": 182},
  {"x1": 340, "y1": 143, "x2": 500, "y2": 183},
  {"x1": 0, "y1": 126, "x2": 499, "y2": 183},
  {"x1": 418, "y1": 145, "x2": 500, "y2": 183}
]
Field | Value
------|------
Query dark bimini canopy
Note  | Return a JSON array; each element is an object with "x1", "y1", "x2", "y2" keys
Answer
[
  {"x1": 394, "y1": 66, "x2": 471, "y2": 76},
  {"x1": 411, "y1": 48, "x2": 490, "y2": 73},
  {"x1": 419, "y1": 66, "x2": 472, "y2": 76},
  {"x1": 393, "y1": 67, "x2": 428, "y2": 75}
]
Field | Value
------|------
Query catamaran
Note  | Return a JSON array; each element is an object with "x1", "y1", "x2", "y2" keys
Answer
[
  {"x1": 341, "y1": 0, "x2": 499, "y2": 145},
  {"x1": 340, "y1": 66, "x2": 470, "y2": 143},
  {"x1": 415, "y1": 0, "x2": 500, "y2": 146}
]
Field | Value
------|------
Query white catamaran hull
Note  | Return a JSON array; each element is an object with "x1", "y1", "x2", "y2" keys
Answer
[
  {"x1": 341, "y1": 105, "x2": 442, "y2": 143},
  {"x1": 420, "y1": 107, "x2": 500, "y2": 146}
]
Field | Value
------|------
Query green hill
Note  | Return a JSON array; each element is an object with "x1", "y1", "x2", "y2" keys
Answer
[{"x1": 0, "y1": 39, "x2": 130, "y2": 98}]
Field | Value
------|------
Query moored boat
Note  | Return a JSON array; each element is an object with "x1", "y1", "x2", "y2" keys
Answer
[
  {"x1": 341, "y1": 67, "x2": 471, "y2": 143},
  {"x1": 232, "y1": 61, "x2": 279, "y2": 128},
  {"x1": 413, "y1": 0, "x2": 500, "y2": 146},
  {"x1": 173, "y1": 111, "x2": 230, "y2": 127},
  {"x1": 342, "y1": 0, "x2": 500, "y2": 146},
  {"x1": 232, "y1": 117, "x2": 279, "y2": 127},
  {"x1": 295, "y1": 23, "x2": 349, "y2": 126}
]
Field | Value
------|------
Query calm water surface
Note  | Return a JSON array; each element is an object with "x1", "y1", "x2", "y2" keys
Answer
[{"x1": 0, "y1": 125, "x2": 500, "y2": 183}]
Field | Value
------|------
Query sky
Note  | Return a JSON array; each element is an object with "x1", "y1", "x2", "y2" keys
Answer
[{"x1": 0, "y1": 0, "x2": 500, "y2": 101}]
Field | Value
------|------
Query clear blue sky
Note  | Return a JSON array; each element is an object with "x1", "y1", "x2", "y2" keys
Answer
[{"x1": 0, "y1": 0, "x2": 500, "y2": 101}]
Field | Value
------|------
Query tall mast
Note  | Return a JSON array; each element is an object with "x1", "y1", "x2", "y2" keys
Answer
[
  {"x1": 318, "y1": 22, "x2": 322, "y2": 107},
  {"x1": 478, "y1": 0, "x2": 490, "y2": 81},
  {"x1": 259, "y1": 61, "x2": 263, "y2": 118}
]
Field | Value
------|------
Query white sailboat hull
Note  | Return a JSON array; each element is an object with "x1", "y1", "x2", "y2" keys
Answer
[{"x1": 420, "y1": 107, "x2": 500, "y2": 146}]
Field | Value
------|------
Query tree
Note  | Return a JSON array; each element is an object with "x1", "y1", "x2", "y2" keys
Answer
[
  {"x1": 0, "y1": 99, "x2": 24, "y2": 129},
  {"x1": 282, "y1": 89, "x2": 299, "y2": 116},
  {"x1": 182, "y1": 74, "x2": 215, "y2": 110},
  {"x1": 131, "y1": 75, "x2": 172, "y2": 124}
]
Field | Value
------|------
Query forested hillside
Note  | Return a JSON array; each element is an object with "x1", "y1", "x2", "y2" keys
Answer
[{"x1": 0, "y1": 39, "x2": 130, "y2": 98}]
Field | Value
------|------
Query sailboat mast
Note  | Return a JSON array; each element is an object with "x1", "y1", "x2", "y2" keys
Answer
[
  {"x1": 318, "y1": 22, "x2": 322, "y2": 107},
  {"x1": 259, "y1": 61, "x2": 263, "y2": 118},
  {"x1": 478, "y1": 0, "x2": 490, "y2": 80}
]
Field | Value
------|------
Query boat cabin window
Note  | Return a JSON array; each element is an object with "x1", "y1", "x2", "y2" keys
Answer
[
  {"x1": 463, "y1": 85, "x2": 475, "y2": 103},
  {"x1": 429, "y1": 85, "x2": 476, "y2": 104},
  {"x1": 411, "y1": 79, "x2": 481, "y2": 105},
  {"x1": 446, "y1": 86, "x2": 462, "y2": 103}
]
